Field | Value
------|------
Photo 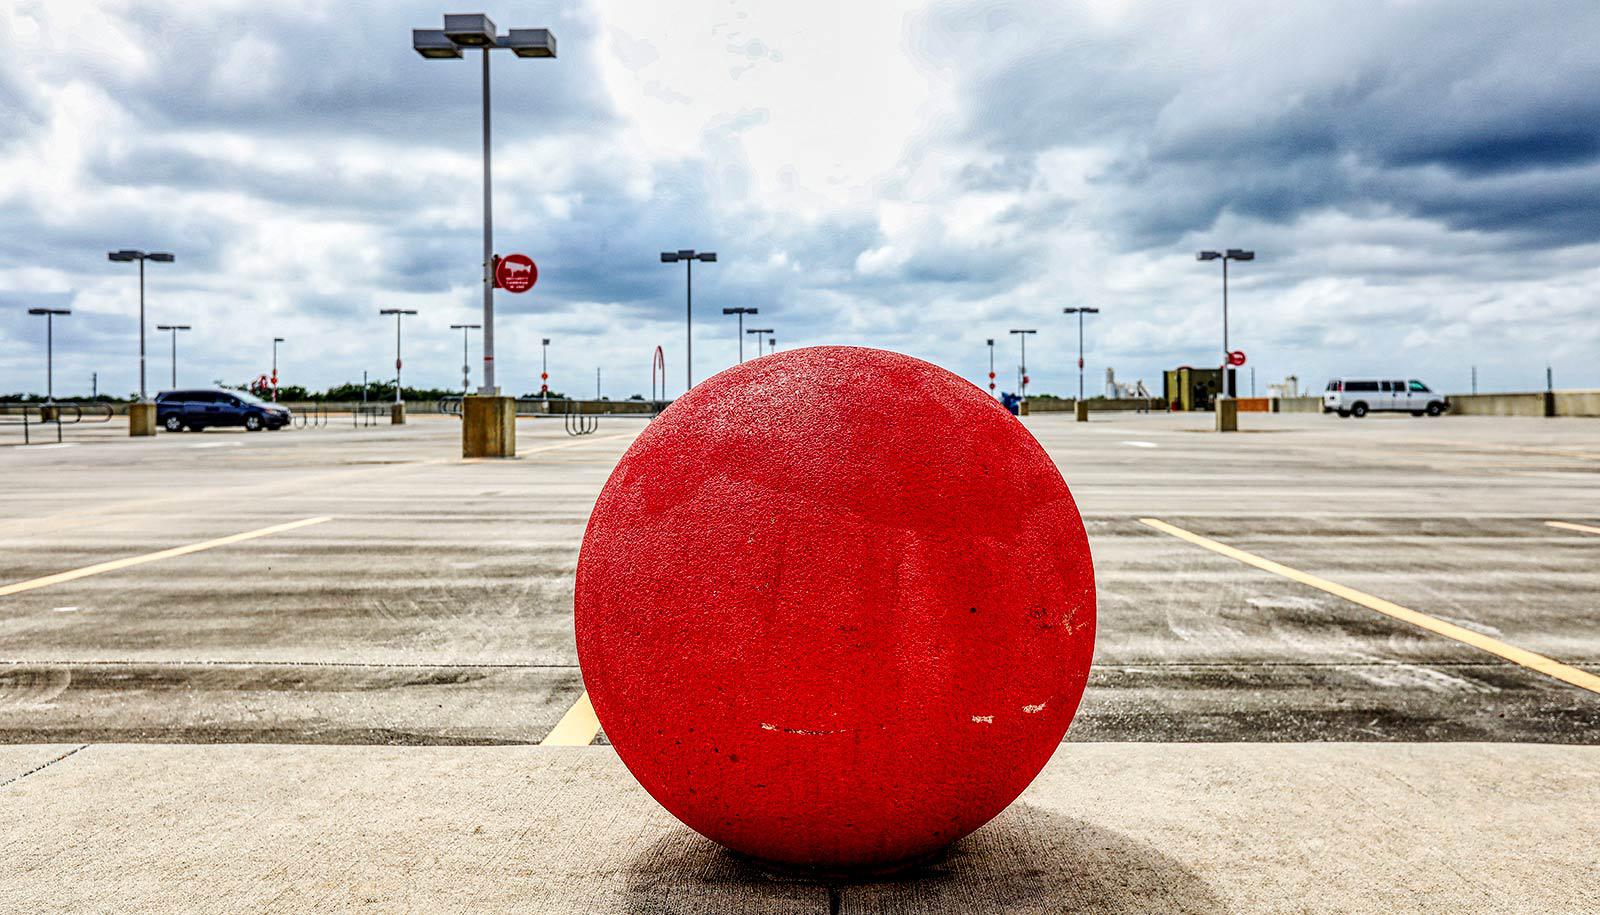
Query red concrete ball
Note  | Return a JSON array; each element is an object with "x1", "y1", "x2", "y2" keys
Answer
[{"x1": 575, "y1": 346, "x2": 1096, "y2": 870}]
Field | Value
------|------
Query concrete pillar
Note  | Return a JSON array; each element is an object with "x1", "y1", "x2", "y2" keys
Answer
[
  {"x1": 462, "y1": 395, "x2": 516, "y2": 458},
  {"x1": 128, "y1": 402, "x2": 157, "y2": 437},
  {"x1": 39, "y1": 405, "x2": 59, "y2": 423},
  {"x1": 390, "y1": 403, "x2": 407, "y2": 425},
  {"x1": 1214, "y1": 397, "x2": 1238, "y2": 432},
  {"x1": 1019, "y1": 401, "x2": 1030, "y2": 417},
  {"x1": 1074, "y1": 401, "x2": 1088, "y2": 423}
]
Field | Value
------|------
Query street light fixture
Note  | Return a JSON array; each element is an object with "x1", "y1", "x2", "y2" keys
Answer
[
  {"x1": 450, "y1": 323, "x2": 482, "y2": 395},
  {"x1": 1062, "y1": 308, "x2": 1100, "y2": 404},
  {"x1": 661, "y1": 249, "x2": 717, "y2": 391},
  {"x1": 413, "y1": 14, "x2": 557, "y2": 396},
  {"x1": 1196, "y1": 248, "x2": 1254, "y2": 398},
  {"x1": 155, "y1": 324, "x2": 190, "y2": 389},
  {"x1": 1009, "y1": 329, "x2": 1037, "y2": 404},
  {"x1": 28, "y1": 308, "x2": 70, "y2": 403},
  {"x1": 768, "y1": 336, "x2": 776, "y2": 355},
  {"x1": 379, "y1": 309, "x2": 418, "y2": 404},
  {"x1": 722, "y1": 307, "x2": 759, "y2": 363},
  {"x1": 107, "y1": 248, "x2": 175, "y2": 403},
  {"x1": 746, "y1": 327, "x2": 773, "y2": 358}
]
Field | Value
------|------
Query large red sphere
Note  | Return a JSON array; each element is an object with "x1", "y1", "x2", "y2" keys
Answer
[{"x1": 575, "y1": 346, "x2": 1095, "y2": 869}]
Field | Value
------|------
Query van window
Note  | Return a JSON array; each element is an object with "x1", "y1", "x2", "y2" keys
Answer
[
  {"x1": 1409, "y1": 381, "x2": 1430, "y2": 392},
  {"x1": 1379, "y1": 381, "x2": 1393, "y2": 392},
  {"x1": 1391, "y1": 381, "x2": 1404, "y2": 391},
  {"x1": 1347, "y1": 381, "x2": 1379, "y2": 392},
  {"x1": 1326, "y1": 381, "x2": 1339, "y2": 391}
]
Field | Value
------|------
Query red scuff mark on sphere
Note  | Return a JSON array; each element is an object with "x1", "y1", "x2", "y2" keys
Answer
[{"x1": 575, "y1": 346, "x2": 1096, "y2": 870}]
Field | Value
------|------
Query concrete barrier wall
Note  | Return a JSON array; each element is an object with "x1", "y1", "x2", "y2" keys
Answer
[
  {"x1": 1440, "y1": 391, "x2": 1599, "y2": 417},
  {"x1": 1554, "y1": 390, "x2": 1600, "y2": 417},
  {"x1": 1274, "y1": 397, "x2": 1323, "y2": 413},
  {"x1": 1027, "y1": 398, "x2": 1163, "y2": 413}
]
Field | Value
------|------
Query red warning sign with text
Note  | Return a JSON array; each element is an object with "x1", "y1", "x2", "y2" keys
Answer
[{"x1": 495, "y1": 254, "x2": 537, "y2": 293}]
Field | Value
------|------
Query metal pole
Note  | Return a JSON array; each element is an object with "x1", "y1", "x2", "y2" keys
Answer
[
  {"x1": 138, "y1": 258, "x2": 147, "y2": 400},
  {"x1": 463, "y1": 327, "x2": 470, "y2": 395},
  {"x1": 685, "y1": 258, "x2": 693, "y2": 391},
  {"x1": 737, "y1": 310, "x2": 744, "y2": 363},
  {"x1": 1221, "y1": 257, "x2": 1230, "y2": 398},
  {"x1": 1020, "y1": 334, "x2": 1028, "y2": 401},
  {"x1": 480, "y1": 47, "x2": 495, "y2": 394},
  {"x1": 92, "y1": 371, "x2": 97, "y2": 400},
  {"x1": 395, "y1": 313, "x2": 403, "y2": 404},
  {"x1": 1472, "y1": 366, "x2": 1477, "y2": 395},
  {"x1": 46, "y1": 313, "x2": 54, "y2": 403},
  {"x1": 596, "y1": 367, "x2": 601, "y2": 400},
  {"x1": 363, "y1": 370, "x2": 368, "y2": 404},
  {"x1": 272, "y1": 340, "x2": 278, "y2": 402},
  {"x1": 170, "y1": 328, "x2": 177, "y2": 388},
  {"x1": 1077, "y1": 310, "x2": 1085, "y2": 402}
]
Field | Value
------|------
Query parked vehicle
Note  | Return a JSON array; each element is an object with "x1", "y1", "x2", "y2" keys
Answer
[
  {"x1": 1322, "y1": 379, "x2": 1447, "y2": 418},
  {"x1": 155, "y1": 388, "x2": 292, "y2": 432}
]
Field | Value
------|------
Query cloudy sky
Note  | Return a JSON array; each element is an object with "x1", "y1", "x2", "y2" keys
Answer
[{"x1": 3, "y1": 0, "x2": 1598, "y2": 400}]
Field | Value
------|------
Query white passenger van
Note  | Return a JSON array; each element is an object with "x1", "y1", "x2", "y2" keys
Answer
[{"x1": 1323, "y1": 379, "x2": 1448, "y2": 418}]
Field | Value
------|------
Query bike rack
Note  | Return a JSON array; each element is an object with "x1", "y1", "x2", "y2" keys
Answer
[
  {"x1": 353, "y1": 404, "x2": 384, "y2": 427},
  {"x1": 439, "y1": 396, "x2": 464, "y2": 417},
  {"x1": 292, "y1": 403, "x2": 329, "y2": 429},
  {"x1": 564, "y1": 400, "x2": 599, "y2": 436},
  {"x1": 0, "y1": 401, "x2": 112, "y2": 445},
  {"x1": 650, "y1": 346, "x2": 667, "y2": 418}
]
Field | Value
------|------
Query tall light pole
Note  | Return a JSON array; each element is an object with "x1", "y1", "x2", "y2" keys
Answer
[
  {"x1": 156, "y1": 324, "x2": 190, "y2": 389},
  {"x1": 451, "y1": 323, "x2": 482, "y2": 395},
  {"x1": 271, "y1": 337, "x2": 285, "y2": 401},
  {"x1": 107, "y1": 249, "x2": 174, "y2": 405},
  {"x1": 1009, "y1": 329, "x2": 1037, "y2": 405},
  {"x1": 986, "y1": 338, "x2": 996, "y2": 396},
  {"x1": 747, "y1": 328, "x2": 772, "y2": 358},
  {"x1": 540, "y1": 337, "x2": 551, "y2": 397},
  {"x1": 1062, "y1": 308, "x2": 1100, "y2": 403},
  {"x1": 413, "y1": 15, "x2": 557, "y2": 396},
  {"x1": 722, "y1": 307, "x2": 758, "y2": 362},
  {"x1": 28, "y1": 308, "x2": 70, "y2": 403},
  {"x1": 660, "y1": 249, "x2": 717, "y2": 390},
  {"x1": 379, "y1": 309, "x2": 418, "y2": 404},
  {"x1": 1196, "y1": 248, "x2": 1254, "y2": 398}
]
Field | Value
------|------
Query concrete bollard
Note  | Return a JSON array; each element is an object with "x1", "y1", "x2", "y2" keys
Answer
[
  {"x1": 1019, "y1": 400, "x2": 1031, "y2": 416},
  {"x1": 575, "y1": 347, "x2": 1096, "y2": 871},
  {"x1": 1215, "y1": 397, "x2": 1238, "y2": 432},
  {"x1": 1074, "y1": 400, "x2": 1088, "y2": 422},
  {"x1": 128, "y1": 402, "x2": 157, "y2": 437},
  {"x1": 39, "y1": 405, "x2": 59, "y2": 423},
  {"x1": 462, "y1": 395, "x2": 516, "y2": 458},
  {"x1": 390, "y1": 402, "x2": 406, "y2": 425}
]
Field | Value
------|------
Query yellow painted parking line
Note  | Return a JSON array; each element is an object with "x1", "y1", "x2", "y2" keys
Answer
[
  {"x1": 0, "y1": 517, "x2": 333, "y2": 598},
  {"x1": 1546, "y1": 520, "x2": 1600, "y2": 536},
  {"x1": 540, "y1": 692, "x2": 601, "y2": 746},
  {"x1": 1139, "y1": 517, "x2": 1600, "y2": 696}
]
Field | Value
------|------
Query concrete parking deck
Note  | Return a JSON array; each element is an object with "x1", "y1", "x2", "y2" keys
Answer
[{"x1": 3, "y1": 411, "x2": 1599, "y2": 911}]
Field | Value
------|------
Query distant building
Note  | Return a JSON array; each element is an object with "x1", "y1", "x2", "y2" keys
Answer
[{"x1": 1104, "y1": 367, "x2": 1149, "y2": 399}]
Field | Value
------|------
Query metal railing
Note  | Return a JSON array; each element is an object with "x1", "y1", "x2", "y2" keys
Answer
[
  {"x1": 353, "y1": 404, "x2": 385, "y2": 427},
  {"x1": 0, "y1": 401, "x2": 114, "y2": 445}
]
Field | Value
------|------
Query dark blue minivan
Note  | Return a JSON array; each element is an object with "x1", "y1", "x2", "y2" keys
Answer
[{"x1": 155, "y1": 388, "x2": 292, "y2": 432}]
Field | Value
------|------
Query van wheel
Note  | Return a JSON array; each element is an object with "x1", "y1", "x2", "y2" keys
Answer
[
  {"x1": 1426, "y1": 402, "x2": 1443, "y2": 417},
  {"x1": 1411, "y1": 411, "x2": 1424, "y2": 417},
  {"x1": 164, "y1": 416, "x2": 184, "y2": 432},
  {"x1": 245, "y1": 415, "x2": 263, "y2": 432},
  {"x1": 1337, "y1": 409, "x2": 1350, "y2": 418},
  {"x1": 1351, "y1": 403, "x2": 1368, "y2": 418}
]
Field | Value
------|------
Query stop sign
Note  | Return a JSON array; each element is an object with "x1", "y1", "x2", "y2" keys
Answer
[
  {"x1": 1228, "y1": 350, "x2": 1246, "y2": 367},
  {"x1": 495, "y1": 253, "x2": 537, "y2": 293}
]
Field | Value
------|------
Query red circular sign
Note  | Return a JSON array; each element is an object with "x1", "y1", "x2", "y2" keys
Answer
[
  {"x1": 495, "y1": 253, "x2": 537, "y2": 293},
  {"x1": 1228, "y1": 350, "x2": 1246, "y2": 367}
]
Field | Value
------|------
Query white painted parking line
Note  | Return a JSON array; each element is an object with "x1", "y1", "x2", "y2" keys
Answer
[
  {"x1": 1121, "y1": 441, "x2": 1158, "y2": 448},
  {"x1": 1546, "y1": 520, "x2": 1600, "y2": 536},
  {"x1": 27, "y1": 443, "x2": 79, "y2": 450},
  {"x1": 0, "y1": 517, "x2": 333, "y2": 598},
  {"x1": 540, "y1": 692, "x2": 601, "y2": 746},
  {"x1": 191, "y1": 442, "x2": 244, "y2": 449}
]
